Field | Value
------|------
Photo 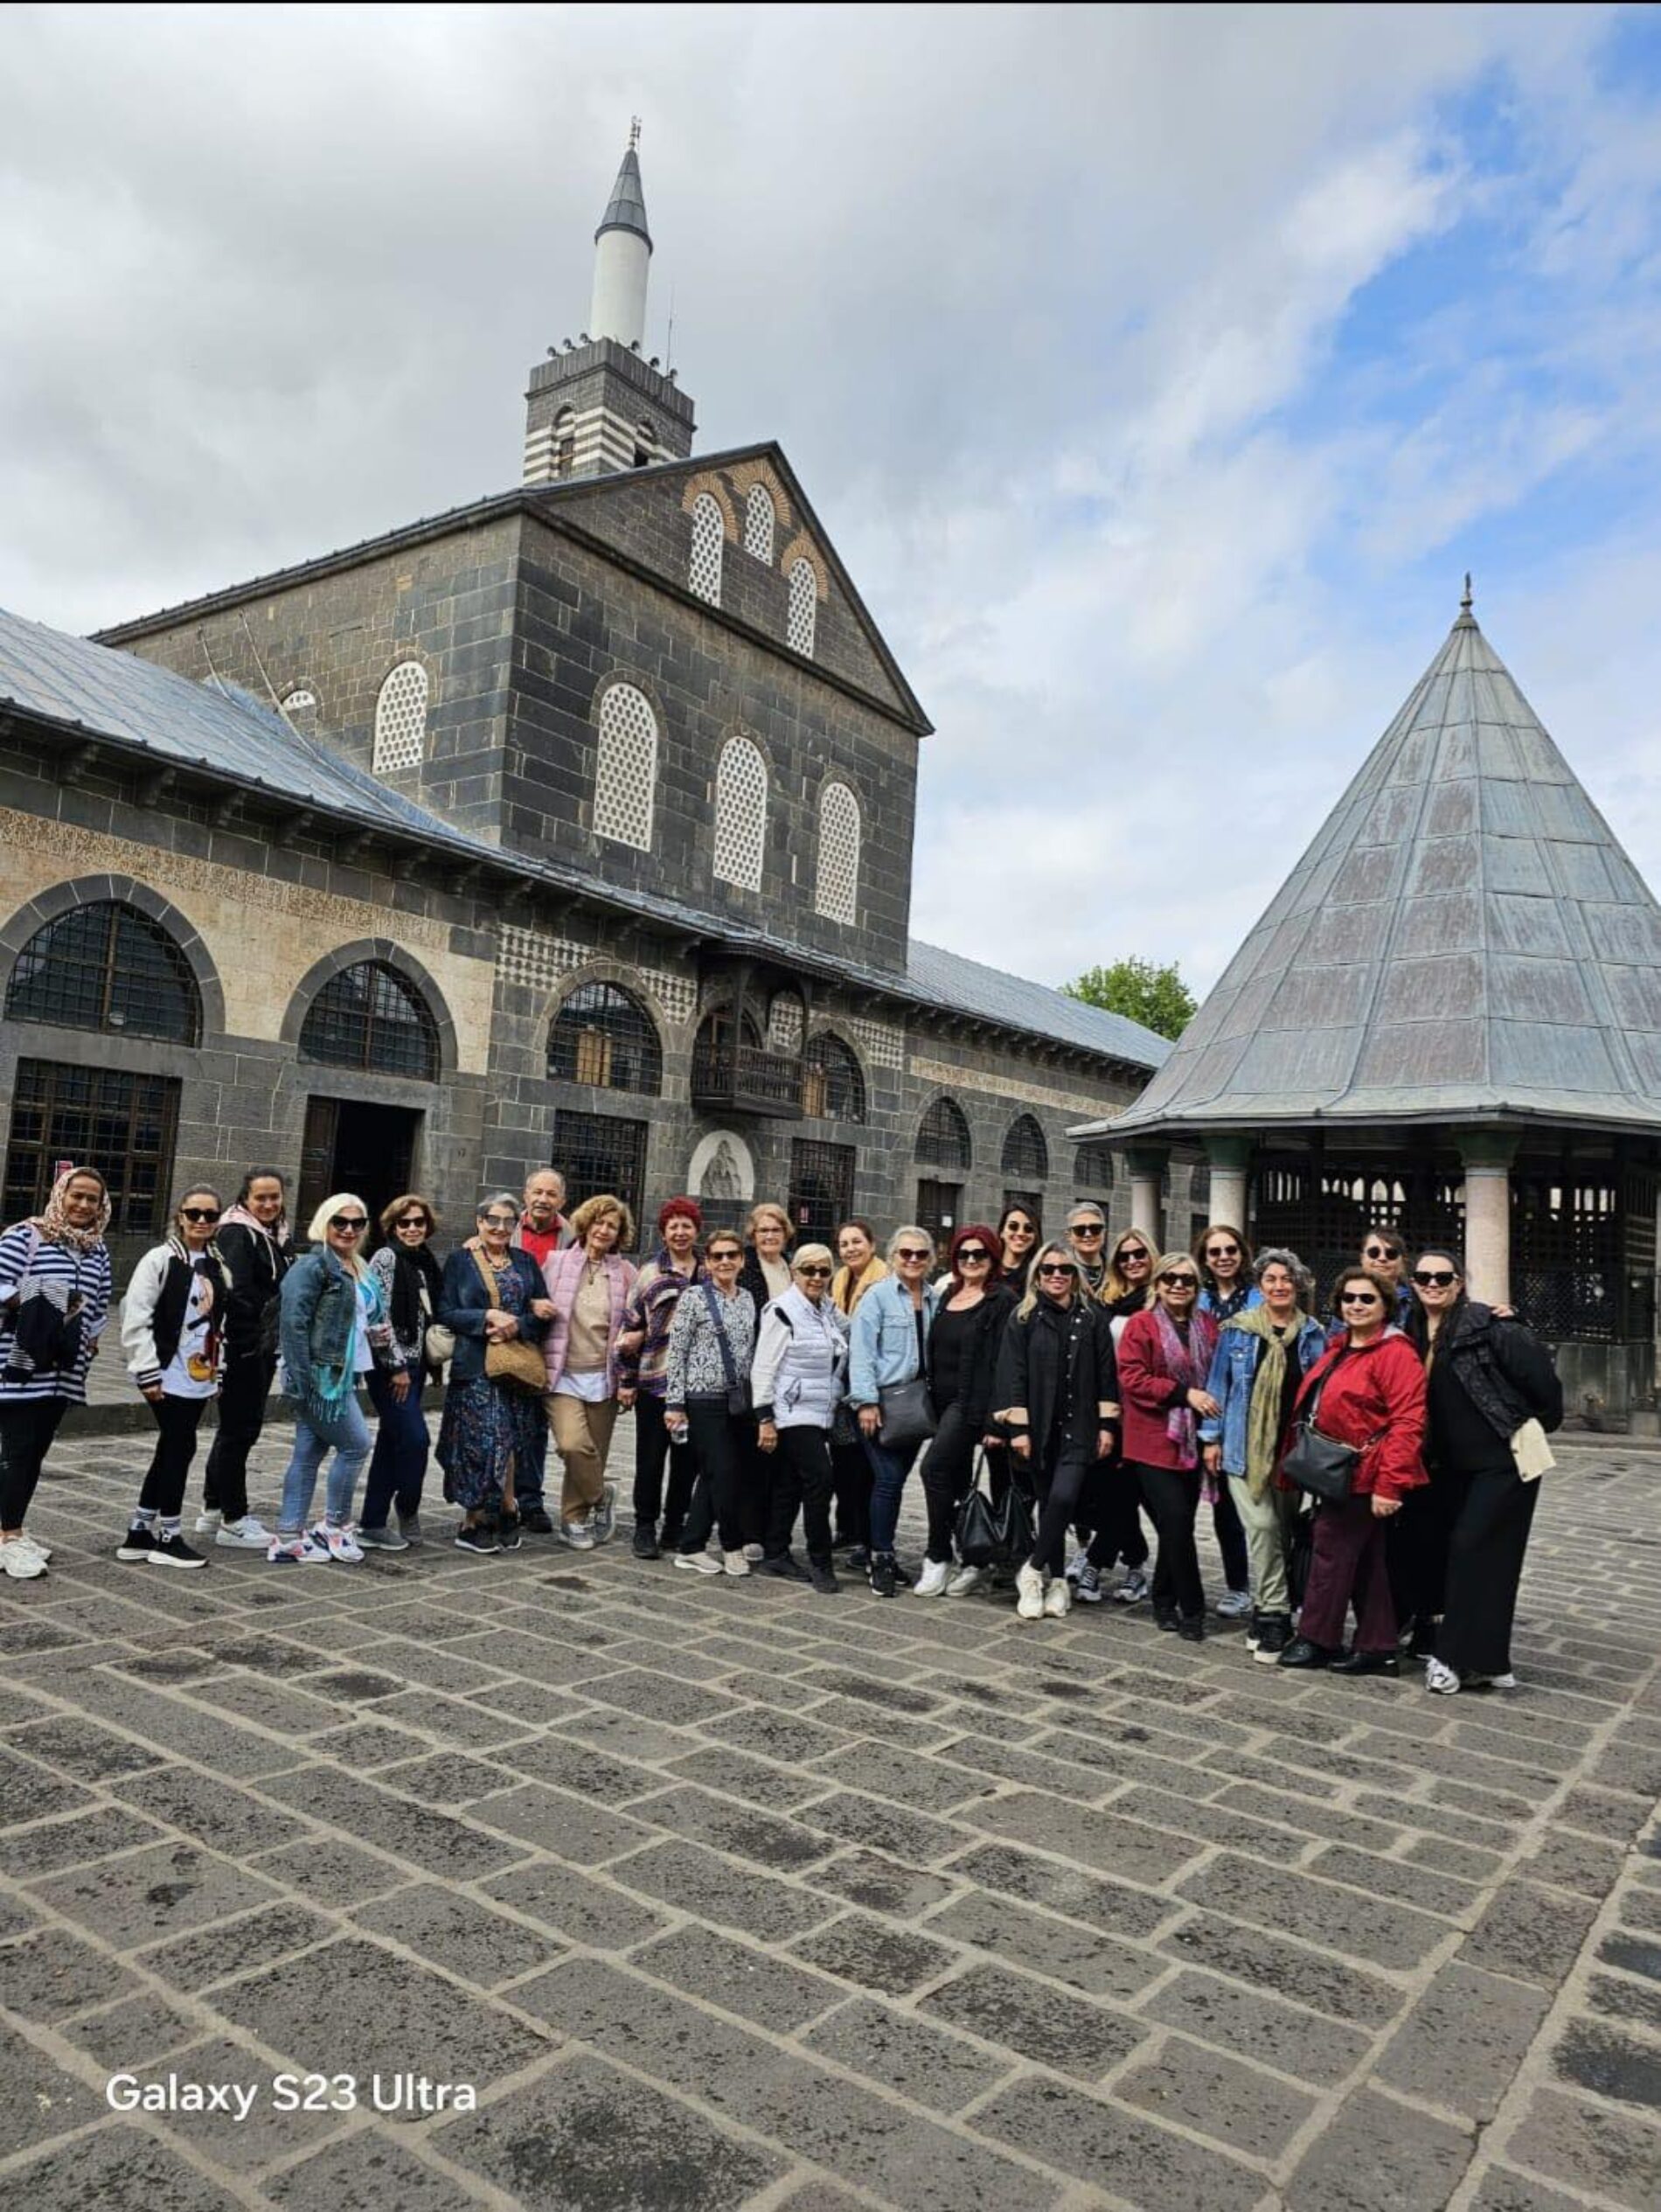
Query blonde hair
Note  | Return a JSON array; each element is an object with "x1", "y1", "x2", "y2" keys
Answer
[
  {"x1": 1017, "y1": 1241, "x2": 1088, "y2": 1321},
  {"x1": 1103, "y1": 1225, "x2": 1157, "y2": 1305},
  {"x1": 306, "y1": 1192, "x2": 371, "y2": 1275},
  {"x1": 747, "y1": 1201, "x2": 791, "y2": 1242},
  {"x1": 571, "y1": 1193, "x2": 636, "y2": 1249},
  {"x1": 793, "y1": 1242, "x2": 834, "y2": 1274}
]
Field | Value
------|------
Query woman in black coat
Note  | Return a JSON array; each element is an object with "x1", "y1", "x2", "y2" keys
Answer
[
  {"x1": 914, "y1": 1224, "x2": 1017, "y2": 1598},
  {"x1": 199, "y1": 1169, "x2": 293, "y2": 1545},
  {"x1": 1407, "y1": 1249, "x2": 1562, "y2": 1694}
]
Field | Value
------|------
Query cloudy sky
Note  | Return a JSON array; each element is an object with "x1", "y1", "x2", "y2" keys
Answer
[{"x1": 5, "y1": 3, "x2": 1661, "y2": 996}]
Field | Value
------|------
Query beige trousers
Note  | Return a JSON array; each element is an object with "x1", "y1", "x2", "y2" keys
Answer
[
  {"x1": 1227, "y1": 1471, "x2": 1303, "y2": 1616},
  {"x1": 552, "y1": 1394, "x2": 618, "y2": 1523}
]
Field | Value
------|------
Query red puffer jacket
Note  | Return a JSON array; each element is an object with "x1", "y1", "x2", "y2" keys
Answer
[{"x1": 1289, "y1": 1330, "x2": 1428, "y2": 1501}]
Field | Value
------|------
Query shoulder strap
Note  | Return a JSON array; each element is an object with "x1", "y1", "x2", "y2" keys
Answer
[
  {"x1": 700, "y1": 1282, "x2": 740, "y2": 1386},
  {"x1": 471, "y1": 1246, "x2": 500, "y2": 1304}
]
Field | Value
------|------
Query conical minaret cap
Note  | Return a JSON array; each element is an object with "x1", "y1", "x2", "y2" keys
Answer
[{"x1": 595, "y1": 147, "x2": 651, "y2": 248}]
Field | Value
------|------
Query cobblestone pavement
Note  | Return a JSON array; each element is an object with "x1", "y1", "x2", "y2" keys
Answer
[{"x1": 1, "y1": 1433, "x2": 1658, "y2": 2212}]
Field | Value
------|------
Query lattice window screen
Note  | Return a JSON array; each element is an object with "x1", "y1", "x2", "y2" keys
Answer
[
  {"x1": 815, "y1": 780, "x2": 860, "y2": 924},
  {"x1": 744, "y1": 485, "x2": 775, "y2": 562},
  {"x1": 594, "y1": 684, "x2": 657, "y2": 850},
  {"x1": 373, "y1": 662, "x2": 428, "y2": 773},
  {"x1": 788, "y1": 559, "x2": 817, "y2": 656},
  {"x1": 713, "y1": 736, "x2": 767, "y2": 890},
  {"x1": 689, "y1": 493, "x2": 724, "y2": 606}
]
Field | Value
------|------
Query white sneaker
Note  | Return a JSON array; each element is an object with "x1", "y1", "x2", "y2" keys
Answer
[
  {"x1": 1064, "y1": 1545, "x2": 1088, "y2": 1582},
  {"x1": 1425, "y1": 1657, "x2": 1462, "y2": 1695},
  {"x1": 215, "y1": 1515, "x2": 271, "y2": 1549},
  {"x1": 1215, "y1": 1588, "x2": 1254, "y2": 1619},
  {"x1": 313, "y1": 1522, "x2": 365, "y2": 1564},
  {"x1": 741, "y1": 1543, "x2": 764, "y2": 1562},
  {"x1": 267, "y1": 1534, "x2": 330, "y2": 1565},
  {"x1": 945, "y1": 1564, "x2": 983, "y2": 1597},
  {"x1": 1044, "y1": 1576, "x2": 1072, "y2": 1620},
  {"x1": 0, "y1": 1539, "x2": 46, "y2": 1579},
  {"x1": 914, "y1": 1558, "x2": 951, "y2": 1597},
  {"x1": 675, "y1": 1550, "x2": 725, "y2": 1576},
  {"x1": 11, "y1": 1532, "x2": 50, "y2": 1562},
  {"x1": 193, "y1": 1511, "x2": 222, "y2": 1536},
  {"x1": 722, "y1": 1550, "x2": 751, "y2": 1577},
  {"x1": 1015, "y1": 1562, "x2": 1046, "y2": 1621},
  {"x1": 1115, "y1": 1567, "x2": 1151, "y2": 1605}
]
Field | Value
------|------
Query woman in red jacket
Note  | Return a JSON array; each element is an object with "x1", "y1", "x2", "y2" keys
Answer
[
  {"x1": 1279, "y1": 1265, "x2": 1428, "y2": 1676},
  {"x1": 1115, "y1": 1253, "x2": 1220, "y2": 1641}
]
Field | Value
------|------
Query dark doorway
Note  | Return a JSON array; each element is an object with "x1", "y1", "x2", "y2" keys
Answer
[
  {"x1": 298, "y1": 1097, "x2": 421, "y2": 1235},
  {"x1": 916, "y1": 1179, "x2": 963, "y2": 1252}
]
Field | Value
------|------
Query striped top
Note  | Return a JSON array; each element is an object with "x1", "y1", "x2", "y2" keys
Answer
[{"x1": 0, "y1": 1222, "x2": 114, "y2": 1403}]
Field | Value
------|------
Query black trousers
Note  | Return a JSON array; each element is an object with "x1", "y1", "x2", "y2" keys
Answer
[
  {"x1": 679, "y1": 1401, "x2": 750, "y2": 1555},
  {"x1": 1086, "y1": 1462, "x2": 1150, "y2": 1572},
  {"x1": 764, "y1": 1426, "x2": 836, "y2": 1560},
  {"x1": 137, "y1": 1395, "x2": 210, "y2": 1520},
  {"x1": 830, "y1": 1438, "x2": 871, "y2": 1547},
  {"x1": 202, "y1": 1351, "x2": 276, "y2": 1521},
  {"x1": 1137, "y1": 1460, "x2": 1205, "y2": 1620},
  {"x1": 632, "y1": 1393, "x2": 694, "y2": 1538},
  {"x1": 1029, "y1": 1445, "x2": 1094, "y2": 1576},
  {"x1": 1211, "y1": 1475, "x2": 1249, "y2": 1591},
  {"x1": 918, "y1": 1402, "x2": 978, "y2": 1562},
  {"x1": 1388, "y1": 1472, "x2": 1457, "y2": 1625},
  {"x1": 1436, "y1": 1461, "x2": 1539, "y2": 1677},
  {"x1": 0, "y1": 1397, "x2": 68, "y2": 1527}
]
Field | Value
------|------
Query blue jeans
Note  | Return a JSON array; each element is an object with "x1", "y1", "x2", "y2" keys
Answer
[
  {"x1": 861, "y1": 1435, "x2": 914, "y2": 1556},
  {"x1": 277, "y1": 1397, "x2": 372, "y2": 1534},
  {"x1": 362, "y1": 1359, "x2": 429, "y2": 1528}
]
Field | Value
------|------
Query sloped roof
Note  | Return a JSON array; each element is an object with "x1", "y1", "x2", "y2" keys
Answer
[
  {"x1": 907, "y1": 941, "x2": 1171, "y2": 1071},
  {"x1": 596, "y1": 147, "x2": 651, "y2": 247},
  {"x1": 1102, "y1": 597, "x2": 1661, "y2": 1139}
]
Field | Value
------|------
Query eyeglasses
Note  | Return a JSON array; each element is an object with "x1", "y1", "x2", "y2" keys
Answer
[
  {"x1": 481, "y1": 1214, "x2": 516, "y2": 1228},
  {"x1": 1070, "y1": 1222, "x2": 1104, "y2": 1237},
  {"x1": 181, "y1": 1207, "x2": 221, "y2": 1224},
  {"x1": 1339, "y1": 1290, "x2": 1382, "y2": 1307},
  {"x1": 1364, "y1": 1244, "x2": 1400, "y2": 1262},
  {"x1": 1160, "y1": 1274, "x2": 1199, "y2": 1290},
  {"x1": 1037, "y1": 1263, "x2": 1074, "y2": 1278},
  {"x1": 956, "y1": 1248, "x2": 990, "y2": 1264},
  {"x1": 1205, "y1": 1244, "x2": 1240, "y2": 1260},
  {"x1": 797, "y1": 1264, "x2": 832, "y2": 1279},
  {"x1": 895, "y1": 1248, "x2": 931, "y2": 1263},
  {"x1": 708, "y1": 1249, "x2": 742, "y2": 1263},
  {"x1": 330, "y1": 1214, "x2": 368, "y2": 1231},
  {"x1": 1413, "y1": 1269, "x2": 1457, "y2": 1288},
  {"x1": 1118, "y1": 1247, "x2": 1150, "y2": 1264}
]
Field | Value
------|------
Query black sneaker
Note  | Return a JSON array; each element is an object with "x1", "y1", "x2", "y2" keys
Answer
[
  {"x1": 846, "y1": 1545, "x2": 871, "y2": 1570},
  {"x1": 520, "y1": 1506, "x2": 555, "y2": 1535},
  {"x1": 807, "y1": 1556, "x2": 841, "y2": 1595},
  {"x1": 148, "y1": 1533, "x2": 208, "y2": 1569},
  {"x1": 1177, "y1": 1615, "x2": 1205, "y2": 1644},
  {"x1": 757, "y1": 1552, "x2": 810, "y2": 1582},
  {"x1": 455, "y1": 1525, "x2": 500, "y2": 1555},
  {"x1": 868, "y1": 1552, "x2": 897, "y2": 1598},
  {"x1": 496, "y1": 1513, "x2": 524, "y2": 1553},
  {"x1": 1278, "y1": 1637, "x2": 1335, "y2": 1669},
  {"x1": 1253, "y1": 1612, "x2": 1291, "y2": 1662},
  {"x1": 115, "y1": 1526, "x2": 158, "y2": 1562},
  {"x1": 1153, "y1": 1605, "x2": 1179, "y2": 1633},
  {"x1": 632, "y1": 1524, "x2": 661, "y2": 1560}
]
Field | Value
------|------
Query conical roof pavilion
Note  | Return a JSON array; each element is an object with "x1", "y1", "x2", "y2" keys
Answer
[{"x1": 1107, "y1": 593, "x2": 1661, "y2": 1137}]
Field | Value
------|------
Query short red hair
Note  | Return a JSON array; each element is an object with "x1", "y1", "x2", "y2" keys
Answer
[{"x1": 948, "y1": 1222, "x2": 1004, "y2": 1294}]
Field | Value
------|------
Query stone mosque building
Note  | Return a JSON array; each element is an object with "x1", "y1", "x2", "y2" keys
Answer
[{"x1": 0, "y1": 142, "x2": 1174, "y2": 1266}]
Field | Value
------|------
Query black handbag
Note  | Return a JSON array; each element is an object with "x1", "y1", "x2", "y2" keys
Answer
[
  {"x1": 954, "y1": 1454, "x2": 1002, "y2": 1568},
  {"x1": 878, "y1": 1375, "x2": 936, "y2": 1450},
  {"x1": 1281, "y1": 1357, "x2": 1377, "y2": 1503},
  {"x1": 992, "y1": 1470, "x2": 1035, "y2": 1562},
  {"x1": 702, "y1": 1285, "x2": 752, "y2": 1418}
]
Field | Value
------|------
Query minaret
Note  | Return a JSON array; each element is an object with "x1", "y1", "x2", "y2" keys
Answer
[{"x1": 523, "y1": 124, "x2": 696, "y2": 484}]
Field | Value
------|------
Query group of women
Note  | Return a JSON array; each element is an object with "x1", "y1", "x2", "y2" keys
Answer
[{"x1": 0, "y1": 1165, "x2": 1561, "y2": 1698}]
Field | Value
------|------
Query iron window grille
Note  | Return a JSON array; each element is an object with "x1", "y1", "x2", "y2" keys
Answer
[
  {"x1": 299, "y1": 962, "x2": 441, "y2": 1082},
  {"x1": 4, "y1": 900, "x2": 200, "y2": 1046},
  {"x1": 916, "y1": 1096, "x2": 971, "y2": 1171},
  {"x1": 789, "y1": 1139, "x2": 855, "y2": 1241},
  {"x1": 547, "y1": 981, "x2": 663, "y2": 1096},
  {"x1": 1001, "y1": 1115, "x2": 1049, "y2": 1182},
  {"x1": 915, "y1": 1179, "x2": 962, "y2": 1250},
  {"x1": 801, "y1": 1033, "x2": 866, "y2": 1123},
  {"x1": 3, "y1": 1059, "x2": 179, "y2": 1235},
  {"x1": 1074, "y1": 1142, "x2": 1115, "y2": 1192},
  {"x1": 553, "y1": 1109, "x2": 647, "y2": 1233}
]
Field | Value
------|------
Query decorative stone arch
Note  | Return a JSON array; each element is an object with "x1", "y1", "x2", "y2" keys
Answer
[
  {"x1": 689, "y1": 1127, "x2": 756, "y2": 1204},
  {"x1": 915, "y1": 1092, "x2": 973, "y2": 1172},
  {"x1": 778, "y1": 532, "x2": 829, "y2": 597},
  {"x1": 589, "y1": 670, "x2": 665, "y2": 851},
  {"x1": 280, "y1": 937, "x2": 457, "y2": 1079},
  {"x1": 0, "y1": 873, "x2": 226, "y2": 1040},
  {"x1": 712, "y1": 725, "x2": 772, "y2": 893},
  {"x1": 727, "y1": 457, "x2": 794, "y2": 532},
  {"x1": 371, "y1": 652, "x2": 436, "y2": 776},
  {"x1": 802, "y1": 1024, "x2": 869, "y2": 1124},
  {"x1": 678, "y1": 471, "x2": 739, "y2": 540},
  {"x1": 535, "y1": 956, "x2": 671, "y2": 1071}
]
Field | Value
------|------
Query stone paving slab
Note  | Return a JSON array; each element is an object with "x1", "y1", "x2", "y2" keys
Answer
[{"x1": 0, "y1": 1431, "x2": 1658, "y2": 2210}]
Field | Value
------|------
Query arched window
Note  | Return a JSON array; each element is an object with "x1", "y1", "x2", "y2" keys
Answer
[
  {"x1": 554, "y1": 407, "x2": 577, "y2": 478},
  {"x1": 1002, "y1": 1115, "x2": 1049, "y2": 1183},
  {"x1": 815, "y1": 780, "x2": 860, "y2": 925},
  {"x1": 299, "y1": 961, "x2": 439, "y2": 1081},
  {"x1": 593, "y1": 682, "x2": 657, "y2": 850},
  {"x1": 689, "y1": 492, "x2": 724, "y2": 606},
  {"x1": 713, "y1": 735, "x2": 767, "y2": 891},
  {"x1": 802, "y1": 1033, "x2": 865, "y2": 1123},
  {"x1": 788, "y1": 558, "x2": 817, "y2": 657},
  {"x1": 916, "y1": 1096, "x2": 971, "y2": 1171},
  {"x1": 372, "y1": 661, "x2": 428, "y2": 774},
  {"x1": 5, "y1": 901, "x2": 200, "y2": 1045},
  {"x1": 633, "y1": 418, "x2": 656, "y2": 468},
  {"x1": 547, "y1": 981, "x2": 662, "y2": 1096},
  {"x1": 744, "y1": 484, "x2": 775, "y2": 562},
  {"x1": 1074, "y1": 1142, "x2": 1115, "y2": 1192}
]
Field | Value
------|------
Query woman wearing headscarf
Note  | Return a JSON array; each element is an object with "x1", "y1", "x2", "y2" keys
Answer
[
  {"x1": 198, "y1": 1168, "x2": 292, "y2": 1550},
  {"x1": 995, "y1": 1242, "x2": 1118, "y2": 1621},
  {"x1": 1115, "y1": 1251, "x2": 1220, "y2": 1640},
  {"x1": 1199, "y1": 1247, "x2": 1327, "y2": 1659},
  {"x1": 829, "y1": 1218, "x2": 886, "y2": 1563},
  {"x1": 117, "y1": 1186, "x2": 233, "y2": 1569},
  {"x1": 0, "y1": 1166, "x2": 113, "y2": 1578},
  {"x1": 268, "y1": 1193, "x2": 398, "y2": 1564},
  {"x1": 359, "y1": 1193, "x2": 445, "y2": 1550},
  {"x1": 436, "y1": 1194, "x2": 553, "y2": 1555}
]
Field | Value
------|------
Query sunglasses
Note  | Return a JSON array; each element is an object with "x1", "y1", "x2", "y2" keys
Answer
[
  {"x1": 956, "y1": 1249, "x2": 990, "y2": 1264},
  {"x1": 895, "y1": 1248, "x2": 931, "y2": 1263},
  {"x1": 1206, "y1": 1244, "x2": 1240, "y2": 1259},
  {"x1": 1364, "y1": 1245, "x2": 1400, "y2": 1262},
  {"x1": 1037, "y1": 1263, "x2": 1074, "y2": 1278},
  {"x1": 1339, "y1": 1290, "x2": 1382, "y2": 1306},
  {"x1": 330, "y1": 1214, "x2": 369, "y2": 1231},
  {"x1": 1006, "y1": 1223, "x2": 1036, "y2": 1237},
  {"x1": 797, "y1": 1264, "x2": 832, "y2": 1279},
  {"x1": 397, "y1": 1216, "x2": 428, "y2": 1231},
  {"x1": 180, "y1": 1207, "x2": 221, "y2": 1223},
  {"x1": 708, "y1": 1249, "x2": 743, "y2": 1263},
  {"x1": 1413, "y1": 1269, "x2": 1457, "y2": 1288},
  {"x1": 481, "y1": 1214, "x2": 516, "y2": 1228},
  {"x1": 1160, "y1": 1274, "x2": 1199, "y2": 1290},
  {"x1": 1070, "y1": 1222, "x2": 1104, "y2": 1237},
  {"x1": 1118, "y1": 1248, "x2": 1150, "y2": 1263}
]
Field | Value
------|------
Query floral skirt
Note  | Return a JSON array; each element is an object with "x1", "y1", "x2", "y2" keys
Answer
[{"x1": 436, "y1": 1377, "x2": 546, "y2": 1511}]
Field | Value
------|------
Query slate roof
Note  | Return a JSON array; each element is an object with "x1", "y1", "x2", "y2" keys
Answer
[
  {"x1": 596, "y1": 147, "x2": 651, "y2": 246},
  {"x1": 0, "y1": 606, "x2": 1169, "y2": 1073},
  {"x1": 1099, "y1": 598, "x2": 1661, "y2": 1139}
]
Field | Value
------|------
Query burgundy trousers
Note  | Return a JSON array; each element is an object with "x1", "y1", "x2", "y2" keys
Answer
[{"x1": 1299, "y1": 1492, "x2": 1399, "y2": 1654}]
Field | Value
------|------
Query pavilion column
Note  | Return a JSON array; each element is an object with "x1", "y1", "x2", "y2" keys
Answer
[
  {"x1": 1458, "y1": 1129, "x2": 1518, "y2": 1305},
  {"x1": 1123, "y1": 1144, "x2": 1168, "y2": 1254},
  {"x1": 1204, "y1": 1135, "x2": 1254, "y2": 1236}
]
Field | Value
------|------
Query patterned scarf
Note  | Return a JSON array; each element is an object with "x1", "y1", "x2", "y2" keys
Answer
[
  {"x1": 1151, "y1": 1301, "x2": 1219, "y2": 1468},
  {"x1": 1227, "y1": 1304, "x2": 1310, "y2": 1497},
  {"x1": 29, "y1": 1166, "x2": 111, "y2": 1254}
]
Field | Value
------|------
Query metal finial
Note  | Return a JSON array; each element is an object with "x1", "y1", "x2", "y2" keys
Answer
[
  {"x1": 629, "y1": 116, "x2": 642, "y2": 150},
  {"x1": 1461, "y1": 572, "x2": 1473, "y2": 614}
]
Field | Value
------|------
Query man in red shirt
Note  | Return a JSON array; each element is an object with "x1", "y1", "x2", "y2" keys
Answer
[{"x1": 514, "y1": 1170, "x2": 569, "y2": 1273}]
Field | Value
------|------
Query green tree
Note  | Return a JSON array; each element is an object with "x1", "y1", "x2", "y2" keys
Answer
[{"x1": 1062, "y1": 956, "x2": 1196, "y2": 1041}]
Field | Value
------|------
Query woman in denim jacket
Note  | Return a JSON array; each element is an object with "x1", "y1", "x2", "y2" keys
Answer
[{"x1": 848, "y1": 1226, "x2": 940, "y2": 1597}]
